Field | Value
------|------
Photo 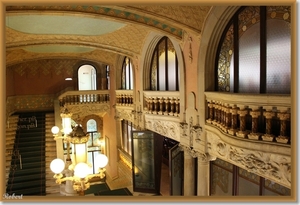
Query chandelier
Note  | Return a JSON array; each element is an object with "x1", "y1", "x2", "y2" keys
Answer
[{"x1": 49, "y1": 108, "x2": 108, "y2": 196}]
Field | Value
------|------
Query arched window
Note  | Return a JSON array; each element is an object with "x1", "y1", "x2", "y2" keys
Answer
[
  {"x1": 217, "y1": 6, "x2": 291, "y2": 94},
  {"x1": 150, "y1": 37, "x2": 179, "y2": 91},
  {"x1": 78, "y1": 64, "x2": 97, "y2": 90},
  {"x1": 121, "y1": 57, "x2": 133, "y2": 90},
  {"x1": 86, "y1": 119, "x2": 101, "y2": 174}
]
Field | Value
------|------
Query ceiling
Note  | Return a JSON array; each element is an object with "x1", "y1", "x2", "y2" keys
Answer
[{"x1": 5, "y1": 5, "x2": 212, "y2": 67}]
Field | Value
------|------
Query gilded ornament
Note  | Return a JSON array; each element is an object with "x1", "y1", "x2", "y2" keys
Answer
[
  {"x1": 270, "y1": 11, "x2": 276, "y2": 19},
  {"x1": 251, "y1": 18, "x2": 256, "y2": 24},
  {"x1": 283, "y1": 12, "x2": 289, "y2": 20},
  {"x1": 242, "y1": 25, "x2": 247, "y2": 32}
]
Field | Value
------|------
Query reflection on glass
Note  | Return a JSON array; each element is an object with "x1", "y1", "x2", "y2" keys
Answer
[{"x1": 132, "y1": 132, "x2": 155, "y2": 190}]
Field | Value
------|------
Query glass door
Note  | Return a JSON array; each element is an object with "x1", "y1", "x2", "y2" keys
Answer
[
  {"x1": 169, "y1": 143, "x2": 183, "y2": 195},
  {"x1": 131, "y1": 130, "x2": 163, "y2": 194}
]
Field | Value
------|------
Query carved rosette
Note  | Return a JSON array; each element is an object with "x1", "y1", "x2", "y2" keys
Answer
[
  {"x1": 206, "y1": 131, "x2": 291, "y2": 188},
  {"x1": 145, "y1": 118, "x2": 180, "y2": 142}
]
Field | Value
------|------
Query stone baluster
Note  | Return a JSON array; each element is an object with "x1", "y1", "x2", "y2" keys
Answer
[
  {"x1": 236, "y1": 107, "x2": 249, "y2": 138},
  {"x1": 206, "y1": 101, "x2": 214, "y2": 124},
  {"x1": 130, "y1": 95, "x2": 133, "y2": 105},
  {"x1": 152, "y1": 97, "x2": 158, "y2": 114},
  {"x1": 223, "y1": 105, "x2": 231, "y2": 133},
  {"x1": 220, "y1": 104, "x2": 225, "y2": 129},
  {"x1": 262, "y1": 110, "x2": 275, "y2": 142},
  {"x1": 169, "y1": 98, "x2": 175, "y2": 116},
  {"x1": 148, "y1": 97, "x2": 153, "y2": 114},
  {"x1": 248, "y1": 108, "x2": 261, "y2": 140},
  {"x1": 164, "y1": 98, "x2": 170, "y2": 115},
  {"x1": 276, "y1": 111, "x2": 290, "y2": 144},
  {"x1": 212, "y1": 103, "x2": 219, "y2": 126},
  {"x1": 175, "y1": 98, "x2": 180, "y2": 117},
  {"x1": 158, "y1": 97, "x2": 164, "y2": 115}
]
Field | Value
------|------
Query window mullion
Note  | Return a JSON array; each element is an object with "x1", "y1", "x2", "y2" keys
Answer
[{"x1": 260, "y1": 6, "x2": 267, "y2": 94}]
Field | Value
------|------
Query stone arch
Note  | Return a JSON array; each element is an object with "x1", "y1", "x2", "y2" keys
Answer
[{"x1": 140, "y1": 32, "x2": 186, "y2": 113}]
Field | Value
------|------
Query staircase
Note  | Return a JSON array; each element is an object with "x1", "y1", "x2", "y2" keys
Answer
[
  {"x1": 44, "y1": 113, "x2": 61, "y2": 195},
  {"x1": 5, "y1": 115, "x2": 19, "y2": 186},
  {"x1": 6, "y1": 112, "x2": 47, "y2": 196}
]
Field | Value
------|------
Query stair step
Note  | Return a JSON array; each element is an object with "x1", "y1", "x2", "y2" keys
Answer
[{"x1": 6, "y1": 186, "x2": 46, "y2": 196}]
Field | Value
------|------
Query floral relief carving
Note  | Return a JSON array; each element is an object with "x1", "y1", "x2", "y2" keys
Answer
[
  {"x1": 206, "y1": 130, "x2": 291, "y2": 188},
  {"x1": 115, "y1": 109, "x2": 133, "y2": 122},
  {"x1": 66, "y1": 104, "x2": 110, "y2": 120},
  {"x1": 145, "y1": 119, "x2": 179, "y2": 142}
]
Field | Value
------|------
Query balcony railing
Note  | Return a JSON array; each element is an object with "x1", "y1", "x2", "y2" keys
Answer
[
  {"x1": 143, "y1": 91, "x2": 180, "y2": 117},
  {"x1": 58, "y1": 90, "x2": 110, "y2": 106},
  {"x1": 115, "y1": 90, "x2": 134, "y2": 106},
  {"x1": 205, "y1": 92, "x2": 291, "y2": 144}
]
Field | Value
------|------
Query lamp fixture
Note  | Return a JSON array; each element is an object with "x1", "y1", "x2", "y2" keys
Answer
[{"x1": 50, "y1": 107, "x2": 108, "y2": 196}]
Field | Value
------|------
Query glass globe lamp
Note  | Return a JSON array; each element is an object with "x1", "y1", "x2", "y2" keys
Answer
[
  {"x1": 74, "y1": 162, "x2": 90, "y2": 179},
  {"x1": 95, "y1": 154, "x2": 108, "y2": 168},
  {"x1": 50, "y1": 158, "x2": 65, "y2": 174}
]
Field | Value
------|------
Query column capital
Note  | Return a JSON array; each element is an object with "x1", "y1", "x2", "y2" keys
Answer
[
  {"x1": 250, "y1": 110, "x2": 261, "y2": 118},
  {"x1": 277, "y1": 112, "x2": 290, "y2": 120},
  {"x1": 263, "y1": 110, "x2": 275, "y2": 119}
]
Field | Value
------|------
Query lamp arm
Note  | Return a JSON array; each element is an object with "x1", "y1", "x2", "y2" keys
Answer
[{"x1": 55, "y1": 176, "x2": 76, "y2": 184}]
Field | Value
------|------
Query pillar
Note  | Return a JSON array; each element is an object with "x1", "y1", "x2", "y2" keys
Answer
[
  {"x1": 182, "y1": 146, "x2": 195, "y2": 196},
  {"x1": 197, "y1": 156, "x2": 211, "y2": 196}
]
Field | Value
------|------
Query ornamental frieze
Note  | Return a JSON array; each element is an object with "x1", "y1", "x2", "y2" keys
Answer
[
  {"x1": 145, "y1": 117, "x2": 180, "y2": 142},
  {"x1": 206, "y1": 130, "x2": 291, "y2": 189}
]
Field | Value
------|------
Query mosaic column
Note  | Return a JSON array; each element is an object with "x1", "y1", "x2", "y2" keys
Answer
[
  {"x1": 228, "y1": 105, "x2": 238, "y2": 136},
  {"x1": 262, "y1": 110, "x2": 275, "y2": 142},
  {"x1": 248, "y1": 109, "x2": 261, "y2": 140},
  {"x1": 212, "y1": 103, "x2": 219, "y2": 126},
  {"x1": 222, "y1": 105, "x2": 231, "y2": 133},
  {"x1": 236, "y1": 108, "x2": 249, "y2": 138},
  {"x1": 276, "y1": 111, "x2": 290, "y2": 144},
  {"x1": 206, "y1": 101, "x2": 214, "y2": 124}
]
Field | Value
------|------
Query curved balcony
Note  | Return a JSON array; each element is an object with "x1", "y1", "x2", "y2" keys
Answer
[{"x1": 204, "y1": 92, "x2": 291, "y2": 144}]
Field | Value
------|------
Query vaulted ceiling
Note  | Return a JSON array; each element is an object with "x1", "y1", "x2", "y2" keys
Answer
[{"x1": 6, "y1": 5, "x2": 212, "y2": 67}]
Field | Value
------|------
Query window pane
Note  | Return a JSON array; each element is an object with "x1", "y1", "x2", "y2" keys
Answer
[
  {"x1": 266, "y1": 19, "x2": 291, "y2": 94},
  {"x1": 264, "y1": 179, "x2": 291, "y2": 196},
  {"x1": 238, "y1": 167, "x2": 260, "y2": 196},
  {"x1": 87, "y1": 119, "x2": 97, "y2": 132},
  {"x1": 168, "y1": 51, "x2": 176, "y2": 91},
  {"x1": 218, "y1": 24, "x2": 234, "y2": 92},
  {"x1": 238, "y1": 6, "x2": 260, "y2": 93},
  {"x1": 151, "y1": 52, "x2": 157, "y2": 90},
  {"x1": 129, "y1": 63, "x2": 133, "y2": 89},
  {"x1": 126, "y1": 64, "x2": 130, "y2": 89},
  {"x1": 159, "y1": 52, "x2": 166, "y2": 90}
]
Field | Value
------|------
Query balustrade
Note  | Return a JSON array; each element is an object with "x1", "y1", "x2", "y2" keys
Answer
[
  {"x1": 59, "y1": 90, "x2": 110, "y2": 106},
  {"x1": 115, "y1": 90, "x2": 134, "y2": 106},
  {"x1": 143, "y1": 91, "x2": 180, "y2": 117},
  {"x1": 205, "y1": 92, "x2": 291, "y2": 144}
]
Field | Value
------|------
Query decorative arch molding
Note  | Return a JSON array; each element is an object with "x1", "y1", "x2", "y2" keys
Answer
[
  {"x1": 114, "y1": 55, "x2": 126, "y2": 90},
  {"x1": 198, "y1": 6, "x2": 240, "y2": 92},
  {"x1": 140, "y1": 32, "x2": 186, "y2": 115}
]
